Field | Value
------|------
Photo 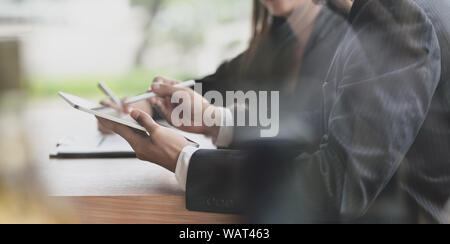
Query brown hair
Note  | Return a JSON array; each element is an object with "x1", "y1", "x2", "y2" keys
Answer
[
  {"x1": 242, "y1": 1, "x2": 314, "y2": 91},
  {"x1": 251, "y1": 0, "x2": 272, "y2": 44},
  {"x1": 240, "y1": 0, "x2": 273, "y2": 74}
]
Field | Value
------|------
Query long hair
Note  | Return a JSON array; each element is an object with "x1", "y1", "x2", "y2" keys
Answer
[
  {"x1": 240, "y1": 0, "x2": 273, "y2": 75},
  {"x1": 251, "y1": 0, "x2": 272, "y2": 45},
  {"x1": 240, "y1": 0, "x2": 302, "y2": 91}
]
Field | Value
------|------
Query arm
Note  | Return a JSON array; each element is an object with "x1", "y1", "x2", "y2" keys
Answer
[
  {"x1": 183, "y1": 0, "x2": 442, "y2": 217},
  {"x1": 195, "y1": 53, "x2": 245, "y2": 96},
  {"x1": 186, "y1": 149, "x2": 249, "y2": 214},
  {"x1": 283, "y1": 0, "x2": 442, "y2": 218}
]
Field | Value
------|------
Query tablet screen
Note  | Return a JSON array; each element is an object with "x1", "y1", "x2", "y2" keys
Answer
[{"x1": 58, "y1": 92, "x2": 146, "y2": 132}]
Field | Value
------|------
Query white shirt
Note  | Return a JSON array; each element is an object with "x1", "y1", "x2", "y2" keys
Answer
[{"x1": 174, "y1": 107, "x2": 234, "y2": 191}]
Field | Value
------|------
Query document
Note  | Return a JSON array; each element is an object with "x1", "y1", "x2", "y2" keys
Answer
[{"x1": 50, "y1": 134, "x2": 136, "y2": 158}]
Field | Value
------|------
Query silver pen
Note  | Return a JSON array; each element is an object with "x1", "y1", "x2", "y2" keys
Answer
[
  {"x1": 98, "y1": 81, "x2": 123, "y2": 145},
  {"x1": 123, "y1": 80, "x2": 196, "y2": 105},
  {"x1": 98, "y1": 81, "x2": 123, "y2": 109}
]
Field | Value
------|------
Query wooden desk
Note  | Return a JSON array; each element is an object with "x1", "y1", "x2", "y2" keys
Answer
[
  {"x1": 54, "y1": 196, "x2": 238, "y2": 224},
  {"x1": 27, "y1": 102, "x2": 239, "y2": 224}
]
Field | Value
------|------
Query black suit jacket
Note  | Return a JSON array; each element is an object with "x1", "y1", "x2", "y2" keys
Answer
[
  {"x1": 187, "y1": 0, "x2": 449, "y2": 223},
  {"x1": 197, "y1": 6, "x2": 349, "y2": 151},
  {"x1": 185, "y1": 6, "x2": 349, "y2": 214},
  {"x1": 396, "y1": 0, "x2": 450, "y2": 224}
]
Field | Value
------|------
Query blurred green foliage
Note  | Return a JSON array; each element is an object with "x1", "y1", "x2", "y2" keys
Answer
[
  {"x1": 23, "y1": 0, "x2": 251, "y2": 99},
  {"x1": 27, "y1": 69, "x2": 195, "y2": 99}
]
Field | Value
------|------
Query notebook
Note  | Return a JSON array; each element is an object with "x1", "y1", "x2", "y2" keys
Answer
[{"x1": 50, "y1": 134, "x2": 136, "y2": 159}]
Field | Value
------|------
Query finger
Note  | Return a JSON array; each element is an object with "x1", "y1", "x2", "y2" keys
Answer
[
  {"x1": 148, "y1": 77, "x2": 162, "y2": 92},
  {"x1": 151, "y1": 82, "x2": 183, "y2": 97},
  {"x1": 149, "y1": 97, "x2": 170, "y2": 121},
  {"x1": 122, "y1": 103, "x2": 133, "y2": 114},
  {"x1": 100, "y1": 99, "x2": 112, "y2": 107},
  {"x1": 149, "y1": 76, "x2": 169, "y2": 92},
  {"x1": 150, "y1": 96, "x2": 165, "y2": 105},
  {"x1": 153, "y1": 76, "x2": 180, "y2": 85},
  {"x1": 97, "y1": 116, "x2": 142, "y2": 144},
  {"x1": 100, "y1": 100, "x2": 123, "y2": 113},
  {"x1": 166, "y1": 79, "x2": 181, "y2": 86},
  {"x1": 149, "y1": 96, "x2": 158, "y2": 105},
  {"x1": 96, "y1": 116, "x2": 115, "y2": 131},
  {"x1": 97, "y1": 120, "x2": 113, "y2": 134},
  {"x1": 153, "y1": 76, "x2": 166, "y2": 84},
  {"x1": 152, "y1": 97, "x2": 172, "y2": 121},
  {"x1": 131, "y1": 109, "x2": 159, "y2": 132}
]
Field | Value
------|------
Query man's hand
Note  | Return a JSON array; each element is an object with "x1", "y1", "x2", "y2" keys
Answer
[
  {"x1": 149, "y1": 76, "x2": 221, "y2": 138},
  {"x1": 97, "y1": 99, "x2": 153, "y2": 134},
  {"x1": 96, "y1": 109, "x2": 191, "y2": 172}
]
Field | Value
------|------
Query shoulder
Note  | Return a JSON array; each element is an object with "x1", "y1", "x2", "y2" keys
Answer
[
  {"x1": 348, "y1": 0, "x2": 440, "y2": 58},
  {"x1": 334, "y1": 0, "x2": 441, "y2": 85},
  {"x1": 351, "y1": 0, "x2": 434, "y2": 33},
  {"x1": 413, "y1": 0, "x2": 450, "y2": 44},
  {"x1": 315, "y1": 4, "x2": 350, "y2": 38}
]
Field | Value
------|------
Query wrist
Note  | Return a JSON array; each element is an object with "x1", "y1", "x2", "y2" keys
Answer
[
  {"x1": 203, "y1": 124, "x2": 220, "y2": 139},
  {"x1": 202, "y1": 105, "x2": 222, "y2": 138},
  {"x1": 171, "y1": 141, "x2": 193, "y2": 172}
]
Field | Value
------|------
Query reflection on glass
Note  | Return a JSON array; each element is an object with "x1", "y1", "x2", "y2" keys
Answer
[{"x1": 0, "y1": 91, "x2": 74, "y2": 224}]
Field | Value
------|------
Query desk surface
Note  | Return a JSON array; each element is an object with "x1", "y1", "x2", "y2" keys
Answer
[
  {"x1": 27, "y1": 101, "x2": 239, "y2": 224},
  {"x1": 54, "y1": 196, "x2": 239, "y2": 224},
  {"x1": 41, "y1": 158, "x2": 185, "y2": 196}
]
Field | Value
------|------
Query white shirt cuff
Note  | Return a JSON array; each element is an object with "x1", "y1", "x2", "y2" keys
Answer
[
  {"x1": 175, "y1": 107, "x2": 234, "y2": 191},
  {"x1": 213, "y1": 107, "x2": 234, "y2": 147},
  {"x1": 175, "y1": 145, "x2": 200, "y2": 192}
]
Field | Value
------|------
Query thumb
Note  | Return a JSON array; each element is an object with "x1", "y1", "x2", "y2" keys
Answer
[
  {"x1": 151, "y1": 82, "x2": 181, "y2": 97},
  {"x1": 131, "y1": 109, "x2": 159, "y2": 132}
]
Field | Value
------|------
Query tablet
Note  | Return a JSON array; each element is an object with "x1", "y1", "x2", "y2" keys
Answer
[{"x1": 58, "y1": 92, "x2": 146, "y2": 132}]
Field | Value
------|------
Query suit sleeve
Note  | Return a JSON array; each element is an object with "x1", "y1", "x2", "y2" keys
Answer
[
  {"x1": 153, "y1": 53, "x2": 245, "y2": 120},
  {"x1": 185, "y1": 149, "x2": 249, "y2": 213},
  {"x1": 196, "y1": 53, "x2": 245, "y2": 96}
]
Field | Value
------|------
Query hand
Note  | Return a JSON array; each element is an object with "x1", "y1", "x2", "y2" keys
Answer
[
  {"x1": 97, "y1": 99, "x2": 153, "y2": 134},
  {"x1": 96, "y1": 109, "x2": 192, "y2": 172},
  {"x1": 149, "y1": 76, "x2": 221, "y2": 138}
]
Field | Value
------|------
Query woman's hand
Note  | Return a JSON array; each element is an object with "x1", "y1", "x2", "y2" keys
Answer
[
  {"x1": 97, "y1": 99, "x2": 153, "y2": 134},
  {"x1": 96, "y1": 109, "x2": 192, "y2": 172},
  {"x1": 149, "y1": 76, "x2": 221, "y2": 138}
]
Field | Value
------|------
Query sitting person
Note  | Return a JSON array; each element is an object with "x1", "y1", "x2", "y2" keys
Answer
[
  {"x1": 98, "y1": 0, "x2": 450, "y2": 223},
  {"x1": 99, "y1": 0, "x2": 349, "y2": 151}
]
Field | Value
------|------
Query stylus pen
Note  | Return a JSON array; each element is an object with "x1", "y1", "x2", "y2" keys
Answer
[
  {"x1": 98, "y1": 81, "x2": 124, "y2": 144},
  {"x1": 98, "y1": 81, "x2": 123, "y2": 109},
  {"x1": 123, "y1": 80, "x2": 196, "y2": 105}
]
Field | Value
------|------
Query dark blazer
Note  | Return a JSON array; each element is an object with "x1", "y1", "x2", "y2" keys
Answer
[
  {"x1": 197, "y1": 6, "x2": 349, "y2": 151},
  {"x1": 187, "y1": 0, "x2": 449, "y2": 224},
  {"x1": 186, "y1": 6, "x2": 350, "y2": 213},
  {"x1": 397, "y1": 0, "x2": 450, "y2": 224}
]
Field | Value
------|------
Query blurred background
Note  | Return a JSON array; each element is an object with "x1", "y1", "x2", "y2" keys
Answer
[
  {"x1": 0, "y1": 0, "x2": 251, "y2": 223},
  {"x1": 1, "y1": 0, "x2": 251, "y2": 98}
]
